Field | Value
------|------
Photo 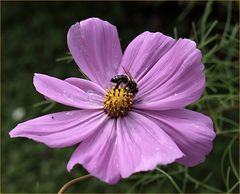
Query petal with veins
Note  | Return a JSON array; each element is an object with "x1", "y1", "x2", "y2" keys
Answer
[
  {"x1": 10, "y1": 110, "x2": 107, "y2": 148},
  {"x1": 137, "y1": 109, "x2": 216, "y2": 166},
  {"x1": 67, "y1": 18, "x2": 122, "y2": 88},
  {"x1": 34, "y1": 73, "x2": 103, "y2": 109}
]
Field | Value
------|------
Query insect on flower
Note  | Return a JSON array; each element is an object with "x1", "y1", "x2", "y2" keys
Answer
[
  {"x1": 111, "y1": 66, "x2": 138, "y2": 95},
  {"x1": 9, "y1": 17, "x2": 216, "y2": 184}
]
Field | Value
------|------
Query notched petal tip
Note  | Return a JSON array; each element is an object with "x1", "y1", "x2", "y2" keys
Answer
[
  {"x1": 69, "y1": 17, "x2": 108, "y2": 26},
  {"x1": 180, "y1": 38, "x2": 203, "y2": 60},
  {"x1": 9, "y1": 128, "x2": 18, "y2": 138},
  {"x1": 9, "y1": 123, "x2": 25, "y2": 138},
  {"x1": 33, "y1": 73, "x2": 47, "y2": 89},
  {"x1": 33, "y1": 72, "x2": 44, "y2": 79}
]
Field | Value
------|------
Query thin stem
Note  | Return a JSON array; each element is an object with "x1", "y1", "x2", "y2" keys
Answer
[
  {"x1": 58, "y1": 174, "x2": 92, "y2": 194},
  {"x1": 156, "y1": 168, "x2": 182, "y2": 193}
]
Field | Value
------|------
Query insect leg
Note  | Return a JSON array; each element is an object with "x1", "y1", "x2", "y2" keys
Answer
[{"x1": 115, "y1": 80, "x2": 122, "y2": 90}]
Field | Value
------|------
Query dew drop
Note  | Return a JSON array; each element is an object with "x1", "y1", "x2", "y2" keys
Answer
[
  {"x1": 86, "y1": 90, "x2": 95, "y2": 95},
  {"x1": 86, "y1": 90, "x2": 101, "y2": 105},
  {"x1": 65, "y1": 111, "x2": 73, "y2": 116},
  {"x1": 62, "y1": 90, "x2": 74, "y2": 102},
  {"x1": 87, "y1": 90, "x2": 96, "y2": 102}
]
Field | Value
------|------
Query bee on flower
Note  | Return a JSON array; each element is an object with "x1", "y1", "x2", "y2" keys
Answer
[{"x1": 9, "y1": 18, "x2": 216, "y2": 184}]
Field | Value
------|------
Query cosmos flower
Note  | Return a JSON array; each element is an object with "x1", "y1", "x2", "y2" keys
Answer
[{"x1": 9, "y1": 18, "x2": 216, "y2": 184}]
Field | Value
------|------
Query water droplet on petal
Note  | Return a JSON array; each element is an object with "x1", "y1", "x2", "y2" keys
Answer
[
  {"x1": 62, "y1": 90, "x2": 74, "y2": 102},
  {"x1": 86, "y1": 90, "x2": 95, "y2": 95},
  {"x1": 86, "y1": 90, "x2": 103, "y2": 106},
  {"x1": 65, "y1": 111, "x2": 73, "y2": 116},
  {"x1": 86, "y1": 90, "x2": 97, "y2": 104}
]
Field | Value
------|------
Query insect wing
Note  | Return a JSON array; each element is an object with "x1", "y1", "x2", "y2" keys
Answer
[{"x1": 122, "y1": 66, "x2": 134, "y2": 81}]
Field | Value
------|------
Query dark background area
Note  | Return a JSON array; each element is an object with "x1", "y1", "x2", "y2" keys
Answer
[{"x1": 1, "y1": 1, "x2": 239, "y2": 193}]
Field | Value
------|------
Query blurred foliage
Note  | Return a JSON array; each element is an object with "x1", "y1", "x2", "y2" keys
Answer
[{"x1": 1, "y1": 1, "x2": 239, "y2": 193}]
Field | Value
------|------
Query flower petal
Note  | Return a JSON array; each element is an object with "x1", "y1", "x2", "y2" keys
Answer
[
  {"x1": 9, "y1": 109, "x2": 107, "y2": 148},
  {"x1": 117, "y1": 111, "x2": 184, "y2": 178},
  {"x1": 34, "y1": 73, "x2": 103, "y2": 109},
  {"x1": 133, "y1": 38, "x2": 205, "y2": 110},
  {"x1": 138, "y1": 109, "x2": 216, "y2": 166},
  {"x1": 119, "y1": 31, "x2": 176, "y2": 81},
  {"x1": 67, "y1": 118, "x2": 121, "y2": 184},
  {"x1": 68, "y1": 111, "x2": 183, "y2": 184},
  {"x1": 65, "y1": 77, "x2": 106, "y2": 96},
  {"x1": 67, "y1": 17, "x2": 122, "y2": 88},
  {"x1": 65, "y1": 77, "x2": 106, "y2": 103}
]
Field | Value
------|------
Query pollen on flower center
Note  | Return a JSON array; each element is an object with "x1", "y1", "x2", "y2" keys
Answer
[{"x1": 104, "y1": 86, "x2": 133, "y2": 117}]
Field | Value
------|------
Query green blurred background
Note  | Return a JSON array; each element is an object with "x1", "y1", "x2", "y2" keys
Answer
[{"x1": 1, "y1": 1, "x2": 239, "y2": 193}]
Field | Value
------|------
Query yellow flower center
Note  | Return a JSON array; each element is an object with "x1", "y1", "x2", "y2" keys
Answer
[{"x1": 104, "y1": 86, "x2": 134, "y2": 117}]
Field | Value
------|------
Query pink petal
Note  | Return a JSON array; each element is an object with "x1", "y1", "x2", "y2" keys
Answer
[
  {"x1": 67, "y1": 118, "x2": 121, "y2": 184},
  {"x1": 138, "y1": 109, "x2": 216, "y2": 166},
  {"x1": 34, "y1": 73, "x2": 104, "y2": 109},
  {"x1": 117, "y1": 111, "x2": 183, "y2": 178},
  {"x1": 9, "y1": 110, "x2": 107, "y2": 148},
  {"x1": 133, "y1": 38, "x2": 205, "y2": 110},
  {"x1": 119, "y1": 31, "x2": 176, "y2": 81},
  {"x1": 67, "y1": 112, "x2": 184, "y2": 184},
  {"x1": 65, "y1": 77, "x2": 105, "y2": 96},
  {"x1": 67, "y1": 18, "x2": 122, "y2": 88}
]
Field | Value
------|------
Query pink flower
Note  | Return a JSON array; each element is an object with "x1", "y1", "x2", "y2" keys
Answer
[{"x1": 9, "y1": 18, "x2": 216, "y2": 184}]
